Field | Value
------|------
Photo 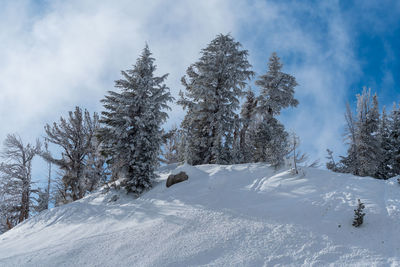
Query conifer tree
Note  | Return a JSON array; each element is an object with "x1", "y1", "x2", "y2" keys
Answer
[
  {"x1": 178, "y1": 34, "x2": 253, "y2": 165},
  {"x1": 162, "y1": 126, "x2": 183, "y2": 164},
  {"x1": 99, "y1": 45, "x2": 172, "y2": 194},
  {"x1": 330, "y1": 89, "x2": 389, "y2": 179},
  {"x1": 231, "y1": 114, "x2": 241, "y2": 164},
  {"x1": 43, "y1": 106, "x2": 101, "y2": 202},
  {"x1": 0, "y1": 134, "x2": 41, "y2": 229},
  {"x1": 376, "y1": 107, "x2": 392, "y2": 179},
  {"x1": 253, "y1": 52, "x2": 298, "y2": 167},
  {"x1": 338, "y1": 103, "x2": 360, "y2": 175},
  {"x1": 355, "y1": 89, "x2": 381, "y2": 177},
  {"x1": 389, "y1": 103, "x2": 400, "y2": 175},
  {"x1": 255, "y1": 52, "x2": 298, "y2": 117},
  {"x1": 239, "y1": 89, "x2": 257, "y2": 163}
]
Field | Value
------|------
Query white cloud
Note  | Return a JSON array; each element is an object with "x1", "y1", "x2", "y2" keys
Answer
[{"x1": 0, "y1": 0, "x2": 360, "y2": 165}]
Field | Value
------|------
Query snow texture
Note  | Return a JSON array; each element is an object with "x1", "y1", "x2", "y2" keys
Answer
[{"x1": 0, "y1": 163, "x2": 400, "y2": 266}]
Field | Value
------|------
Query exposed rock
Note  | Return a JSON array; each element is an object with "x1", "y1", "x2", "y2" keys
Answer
[{"x1": 166, "y1": 171, "x2": 188, "y2": 188}]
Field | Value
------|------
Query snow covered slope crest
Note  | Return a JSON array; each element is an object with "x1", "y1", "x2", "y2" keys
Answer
[{"x1": 0, "y1": 163, "x2": 400, "y2": 266}]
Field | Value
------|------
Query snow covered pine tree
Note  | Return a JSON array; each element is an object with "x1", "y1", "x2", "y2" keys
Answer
[
  {"x1": 0, "y1": 134, "x2": 41, "y2": 230},
  {"x1": 178, "y1": 33, "x2": 254, "y2": 165},
  {"x1": 253, "y1": 52, "x2": 298, "y2": 167},
  {"x1": 239, "y1": 89, "x2": 257, "y2": 163},
  {"x1": 99, "y1": 45, "x2": 172, "y2": 194},
  {"x1": 328, "y1": 88, "x2": 383, "y2": 178},
  {"x1": 43, "y1": 107, "x2": 102, "y2": 204}
]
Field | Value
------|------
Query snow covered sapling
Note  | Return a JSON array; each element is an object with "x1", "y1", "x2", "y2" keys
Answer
[
  {"x1": 352, "y1": 199, "x2": 365, "y2": 227},
  {"x1": 288, "y1": 132, "x2": 307, "y2": 174}
]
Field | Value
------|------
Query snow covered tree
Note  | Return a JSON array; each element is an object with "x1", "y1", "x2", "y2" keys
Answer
[
  {"x1": 239, "y1": 89, "x2": 257, "y2": 163},
  {"x1": 44, "y1": 106, "x2": 102, "y2": 203},
  {"x1": 255, "y1": 52, "x2": 298, "y2": 117},
  {"x1": 287, "y1": 132, "x2": 307, "y2": 174},
  {"x1": 326, "y1": 149, "x2": 339, "y2": 172},
  {"x1": 84, "y1": 134, "x2": 107, "y2": 192},
  {"x1": 252, "y1": 52, "x2": 298, "y2": 167},
  {"x1": 0, "y1": 134, "x2": 41, "y2": 229},
  {"x1": 389, "y1": 103, "x2": 400, "y2": 176},
  {"x1": 330, "y1": 89, "x2": 390, "y2": 179},
  {"x1": 355, "y1": 89, "x2": 381, "y2": 177},
  {"x1": 231, "y1": 114, "x2": 241, "y2": 164},
  {"x1": 99, "y1": 45, "x2": 172, "y2": 194},
  {"x1": 352, "y1": 199, "x2": 365, "y2": 227},
  {"x1": 376, "y1": 107, "x2": 392, "y2": 179},
  {"x1": 34, "y1": 188, "x2": 50, "y2": 213},
  {"x1": 337, "y1": 102, "x2": 360, "y2": 175},
  {"x1": 35, "y1": 141, "x2": 52, "y2": 212},
  {"x1": 162, "y1": 126, "x2": 183, "y2": 164},
  {"x1": 178, "y1": 34, "x2": 254, "y2": 165}
]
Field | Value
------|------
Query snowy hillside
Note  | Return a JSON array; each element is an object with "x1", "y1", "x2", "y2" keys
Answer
[{"x1": 0, "y1": 163, "x2": 400, "y2": 266}]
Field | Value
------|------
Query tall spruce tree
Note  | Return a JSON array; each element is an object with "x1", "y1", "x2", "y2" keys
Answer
[
  {"x1": 178, "y1": 34, "x2": 253, "y2": 165},
  {"x1": 253, "y1": 52, "x2": 298, "y2": 167},
  {"x1": 99, "y1": 45, "x2": 172, "y2": 194}
]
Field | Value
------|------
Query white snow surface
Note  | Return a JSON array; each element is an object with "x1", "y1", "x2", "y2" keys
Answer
[{"x1": 1, "y1": 163, "x2": 400, "y2": 266}]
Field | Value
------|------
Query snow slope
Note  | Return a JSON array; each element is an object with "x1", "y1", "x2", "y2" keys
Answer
[{"x1": 0, "y1": 163, "x2": 400, "y2": 266}]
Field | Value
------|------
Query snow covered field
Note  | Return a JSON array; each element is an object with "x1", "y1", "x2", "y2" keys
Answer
[{"x1": 0, "y1": 163, "x2": 399, "y2": 266}]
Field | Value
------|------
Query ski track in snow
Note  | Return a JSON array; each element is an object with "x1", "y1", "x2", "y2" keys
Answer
[{"x1": 0, "y1": 163, "x2": 399, "y2": 266}]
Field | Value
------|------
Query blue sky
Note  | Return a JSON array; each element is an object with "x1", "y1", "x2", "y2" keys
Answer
[{"x1": 0, "y1": 0, "x2": 399, "y2": 186}]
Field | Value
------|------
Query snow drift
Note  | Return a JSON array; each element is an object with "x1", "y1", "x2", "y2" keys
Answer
[{"x1": 0, "y1": 163, "x2": 399, "y2": 266}]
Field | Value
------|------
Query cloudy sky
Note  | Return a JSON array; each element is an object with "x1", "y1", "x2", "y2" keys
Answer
[{"x1": 1, "y1": 0, "x2": 400, "y2": 181}]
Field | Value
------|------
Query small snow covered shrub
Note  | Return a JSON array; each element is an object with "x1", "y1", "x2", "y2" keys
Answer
[
  {"x1": 397, "y1": 177, "x2": 400, "y2": 185},
  {"x1": 352, "y1": 199, "x2": 365, "y2": 227}
]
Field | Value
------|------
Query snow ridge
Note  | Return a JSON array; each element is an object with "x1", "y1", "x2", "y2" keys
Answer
[{"x1": 0, "y1": 163, "x2": 399, "y2": 266}]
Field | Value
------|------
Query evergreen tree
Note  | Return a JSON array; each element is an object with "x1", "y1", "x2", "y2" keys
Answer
[
  {"x1": 355, "y1": 89, "x2": 381, "y2": 177},
  {"x1": 0, "y1": 134, "x2": 41, "y2": 230},
  {"x1": 178, "y1": 34, "x2": 253, "y2": 165},
  {"x1": 35, "y1": 141, "x2": 52, "y2": 211},
  {"x1": 326, "y1": 149, "x2": 339, "y2": 172},
  {"x1": 255, "y1": 52, "x2": 298, "y2": 117},
  {"x1": 338, "y1": 103, "x2": 360, "y2": 175},
  {"x1": 239, "y1": 89, "x2": 257, "y2": 163},
  {"x1": 253, "y1": 52, "x2": 298, "y2": 167},
  {"x1": 162, "y1": 126, "x2": 183, "y2": 164},
  {"x1": 231, "y1": 114, "x2": 241, "y2": 164},
  {"x1": 352, "y1": 199, "x2": 366, "y2": 227},
  {"x1": 376, "y1": 107, "x2": 392, "y2": 179},
  {"x1": 389, "y1": 103, "x2": 400, "y2": 175},
  {"x1": 331, "y1": 89, "x2": 390, "y2": 179},
  {"x1": 43, "y1": 106, "x2": 101, "y2": 202},
  {"x1": 99, "y1": 45, "x2": 172, "y2": 194}
]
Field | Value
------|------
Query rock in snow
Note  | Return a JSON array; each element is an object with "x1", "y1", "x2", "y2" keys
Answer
[
  {"x1": 0, "y1": 163, "x2": 400, "y2": 266},
  {"x1": 166, "y1": 171, "x2": 189, "y2": 188}
]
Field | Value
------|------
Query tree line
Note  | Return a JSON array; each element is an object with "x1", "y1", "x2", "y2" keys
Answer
[
  {"x1": 327, "y1": 88, "x2": 400, "y2": 180},
  {"x1": 0, "y1": 33, "x2": 301, "y2": 233}
]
